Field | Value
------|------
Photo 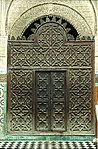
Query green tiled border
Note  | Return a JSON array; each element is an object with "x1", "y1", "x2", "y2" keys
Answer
[
  {"x1": 0, "y1": 82, "x2": 7, "y2": 135},
  {"x1": 0, "y1": 83, "x2": 5, "y2": 135},
  {"x1": 0, "y1": 135, "x2": 95, "y2": 142}
]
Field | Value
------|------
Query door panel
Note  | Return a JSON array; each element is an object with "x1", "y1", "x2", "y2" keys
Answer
[
  {"x1": 51, "y1": 72, "x2": 65, "y2": 100},
  {"x1": 51, "y1": 101, "x2": 66, "y2": 131},
  {"x1": 35, "y1": 71, "x2": 66, "y2": 131},
  {"x1": 35, "y1": 102, "x2": 49, "y2": 131},
  {"x1": 51, "y1": 72, "x2": 66, "y2": 131},
  {"x1": 35, "y1": 72, "x2": 50, "y2": 131}
]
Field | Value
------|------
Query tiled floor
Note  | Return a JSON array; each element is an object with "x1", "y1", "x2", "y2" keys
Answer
[{"x1": 0, "y1": 142, "x2": 97, "y2": 149}]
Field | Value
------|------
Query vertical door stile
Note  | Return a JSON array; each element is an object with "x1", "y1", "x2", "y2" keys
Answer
[
  {"x1": 65, "y1": 70, "x2": 69, "y2": 132},
  {"x1": 50, "y1": 71, "x2": 54, "y2": 131},
  {"x1": 64, "y1": 72, "x2": 67, "y2": 131},
  {"x1": 35, "y1": 71, "x2": 37, "y2": 131},
  {"x1": 32, "y1": 70, "x2": 35, "y2": 132},
  {"x1": 7, "y1": 69, "x2": 11, "y2": 133},
  {"x1": 48, "y1": 72, "x2": 51, "y2": 131}
]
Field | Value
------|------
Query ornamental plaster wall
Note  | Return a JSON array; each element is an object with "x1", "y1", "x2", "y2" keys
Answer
[
  {"x1": 6, "y1": 0, "x2": 96, "y2": 37},
  {"x1": 8, "y1": 4, "x2": 93, "y2": 38}
]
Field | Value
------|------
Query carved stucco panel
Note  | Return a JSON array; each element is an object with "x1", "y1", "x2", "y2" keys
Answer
[{"x1": 8, "y1": 4, "x2": 93, "y2": 38}]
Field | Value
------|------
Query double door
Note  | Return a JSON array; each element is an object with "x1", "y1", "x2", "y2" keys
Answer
[{"x1": 35, "y1": 71, "x2": 67, "y2": 131}]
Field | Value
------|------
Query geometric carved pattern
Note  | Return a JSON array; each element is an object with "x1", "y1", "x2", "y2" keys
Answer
[
  {"x1": 8, "y1": 43, "x2": 92, "y2": 68},
  {"x1": 36, "y1": 102, "x2": 49, "y2": 131},
  {"x1": 8, "y1": 43, "x2": 33, "y2": 67},
  {"x1": 69, "y1": 69, "x2": 92, "y2": 132},
  {"x1": 51, "y1": 72, "x2": 65, "y2": 100},
  {"x1": 51, "y1": 72, "x2": 66, "y2": 131},
  {"x1": 9, "y1": 70, "x2": 33, "y2": 132},
  {"x1": 32, "y1": 45, "x2": 92, "y2": 67},
  {"x1": 35, "y1": 72, "x2": 50, "y2": 131},
  {"x1": 35, "y1": 71, "x2": 66, "y2": 131},
  {"x1": 36, "y1": 23, "x2": 66, "y2": 47},
  {"x1": 51, "y1": 101, "x2": 65, "y2": 131},
  {"x1": 10, "y1": 69, "x2": 33, "y2": 91},
  {"x1": 0, "y1": 83, "x2": 4, "y2": 132}
]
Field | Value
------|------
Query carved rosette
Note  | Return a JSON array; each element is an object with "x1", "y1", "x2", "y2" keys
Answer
[{"x1": 23, "y1": 15, "x2": 78, "y2": 42}]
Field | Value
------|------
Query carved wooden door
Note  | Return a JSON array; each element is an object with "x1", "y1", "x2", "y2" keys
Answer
[
  {"x1": 7, "y1": 15, "x2": 95, "y2": 137},
  {"x1": 35, "y1": 71, "x2": 66, "y2": 131}
]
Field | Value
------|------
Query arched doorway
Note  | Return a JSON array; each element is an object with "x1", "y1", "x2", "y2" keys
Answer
[{"x1": 7, "y1": 15, "x2": 95, "y2": 137}]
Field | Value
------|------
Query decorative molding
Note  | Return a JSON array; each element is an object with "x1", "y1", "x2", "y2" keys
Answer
[{"x1": 8, "y1": 35, "x2": 94, "y2": 41}]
